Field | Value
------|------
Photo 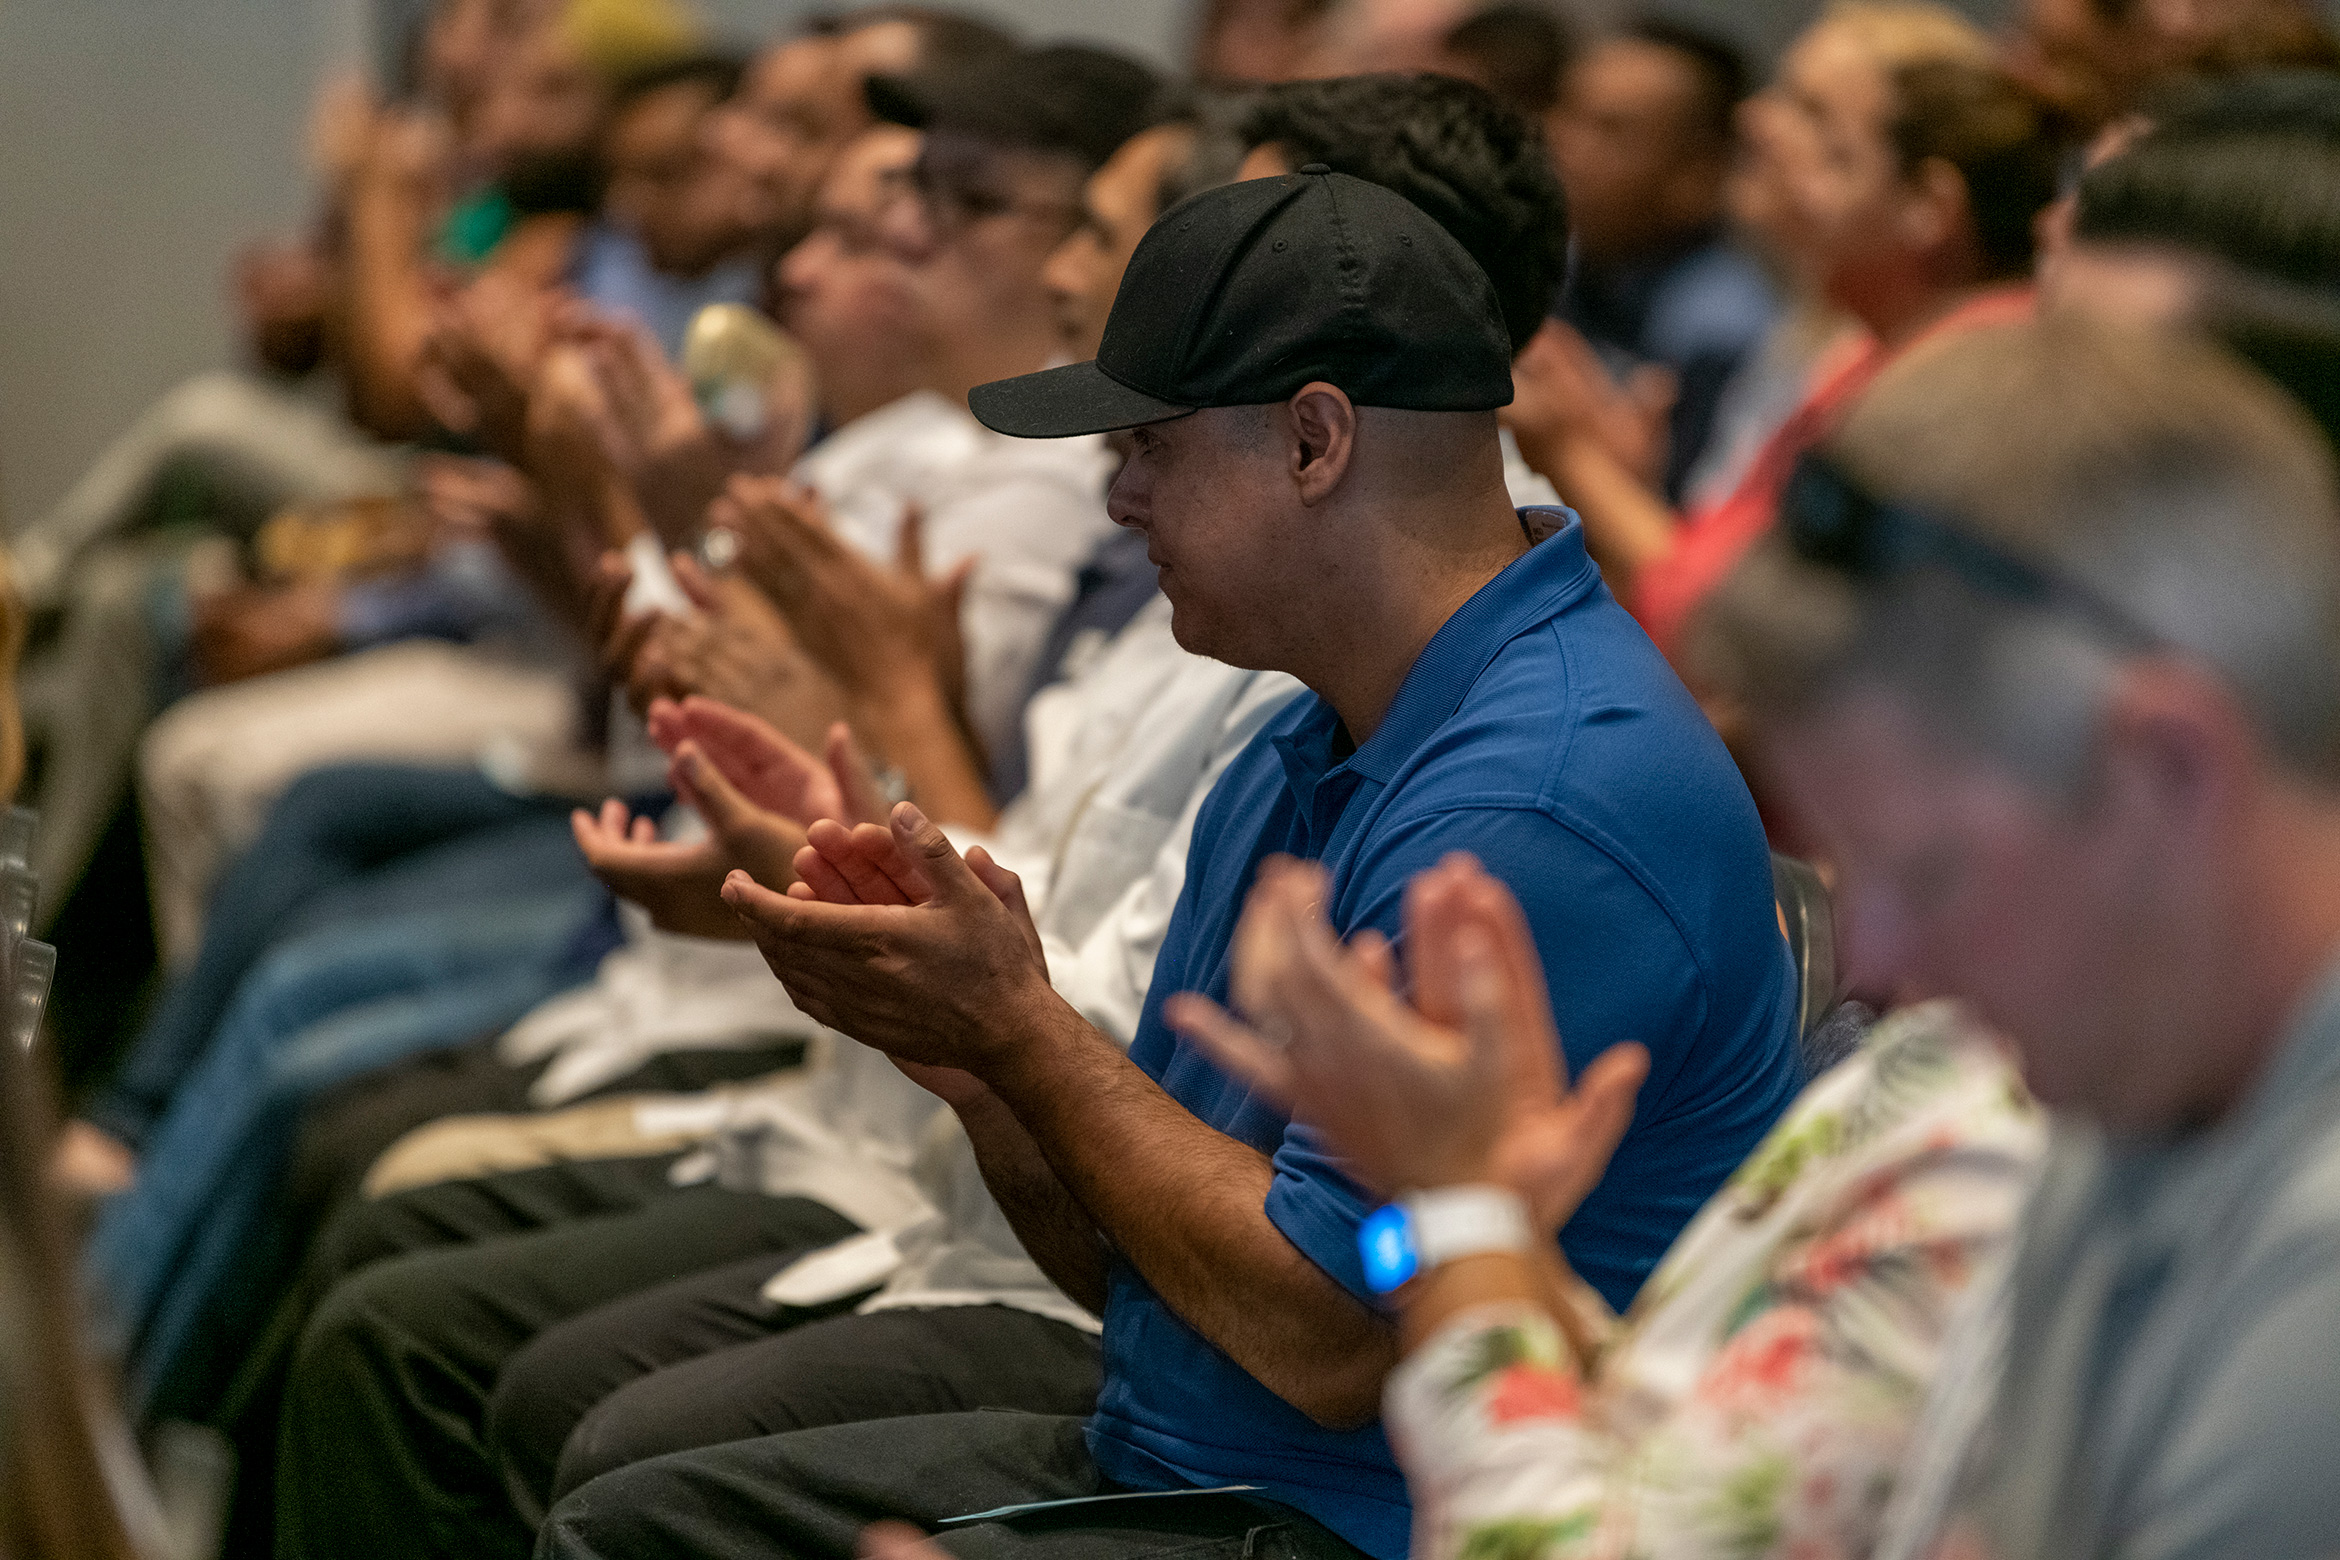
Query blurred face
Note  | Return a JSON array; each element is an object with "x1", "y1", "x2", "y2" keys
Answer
[
  {"x1": 777, "y1": 129, "x2": 925, "y2": 396},
  {"x1": 1042, "y1": 125, "x2": 1188, "y2": 358},
  {"x1": 1549, "y1": 39, "x2": 1724, "y2": 261},
  {"x1": 708, "y1": 37, "x2": 868, "y2": 249},
  {"x1": 883, "y1": 135, "x2": 1086, "y2": 364},
  {"x1": 469, "y1": 22, "x2": 606, "y2": 175},
  {"x1": 1765, "y1": 685, "x2": 2215, "y2": 1131},
  {"x1": 1108, "y1": 407, "x2": 1310, "y2": 666},
  {"x1": 1733, "y1": 22, "x2": 1909, "y2": 299},
  {"x1": 603, "y1": 79, "x2": 743, "y2": 277}
]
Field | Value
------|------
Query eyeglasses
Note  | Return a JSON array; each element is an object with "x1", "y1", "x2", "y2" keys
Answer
[
  {"x1": 1781, "y1": 452, "x2": 2165, "y2": 651},
  {"x1": 877, "y1": 159, "x2": 1083, "y2": 242}
]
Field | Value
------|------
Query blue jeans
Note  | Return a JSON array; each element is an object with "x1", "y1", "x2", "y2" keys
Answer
[
  {"x1": 87, "y1": 887, "x2": 597, "y2": 1411},
  {"x1": 90, "y1": 762, "x2": 589, "y2": 1146}
]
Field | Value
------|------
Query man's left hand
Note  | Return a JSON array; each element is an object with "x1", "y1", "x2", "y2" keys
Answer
[{"x1": 719, "y1": 800, "x2": 1053, "y2": 1073}]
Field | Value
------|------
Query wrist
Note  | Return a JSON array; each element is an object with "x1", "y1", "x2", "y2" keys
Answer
[{"x1": 1360, "y1": 1184, "x2": 1534, "y2": 1295}]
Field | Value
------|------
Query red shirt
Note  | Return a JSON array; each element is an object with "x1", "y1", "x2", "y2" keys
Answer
[{"x1": 1630, "y1": 287, "x2": 2037, "y2": 659}]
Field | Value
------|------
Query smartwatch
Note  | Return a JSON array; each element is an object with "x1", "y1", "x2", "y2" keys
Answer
[{"x1": 1358, "y1": 1185, "x2": 1533, "y2": 1294}]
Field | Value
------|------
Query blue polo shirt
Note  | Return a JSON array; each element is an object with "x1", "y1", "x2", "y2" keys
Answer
[{"x1": 1085, "y1": 510, "x2": 1801, "y2": 1558}]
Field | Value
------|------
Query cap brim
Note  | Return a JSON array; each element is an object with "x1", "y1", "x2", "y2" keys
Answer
[{"x1": 968, "y1": 361, "x2": 1198, "y2": 438}]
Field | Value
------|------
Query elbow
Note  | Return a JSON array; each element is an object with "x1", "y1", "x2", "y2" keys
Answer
[{"x1": 1274, "y1": 1345, "x2": 1394, "y2": 1433}]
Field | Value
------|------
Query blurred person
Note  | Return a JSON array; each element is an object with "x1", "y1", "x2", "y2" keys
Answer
[
  {"x1": 2041, "y1": 69, "x2": 2340, "y2": 326},
  {"x1": 1424, "y1": 3, "x2": 1573, "y2": 120},
  {"x1": 1549, "y1": 19, "x2": 1777, "y2": 501},
  {"x1": 1170, "y1": 852, "x2": 2040, "y2": 1560},
  {"x1": 548, "y1": 164, "x2": 1798, "y2": 1560},
  {"x1": 2004, "y1": 0, "x2": 2339, "y2": 133},
  {"x1": 1694, "y1": 317, "x2": 2340, "y2": 1559},
  {"x1": 267, "y1": 47, "x2": 1165, "y2": 1551},
  {"x1": 1518, "y1": 11, "x2": 2062, "y2": 662},
  {"x1": 1190, "y1": 0, "x2": 1339, "y2": 81}
]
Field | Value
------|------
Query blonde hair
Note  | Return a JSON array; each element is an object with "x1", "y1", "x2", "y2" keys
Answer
[{"x1": 1821, "y1": 0, "x2": 1995, "y2": 72}]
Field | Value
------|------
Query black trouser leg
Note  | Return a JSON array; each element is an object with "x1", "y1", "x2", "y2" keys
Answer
[
  {"x1": 537, "y1": 1410, "x2": 1366, "y2": 1560},
  {"x1": 273, "y1": 1172, "x2": 855, "y2": 1560},
  {"x1": 523, "y1": 1302, "x2": 1103, "y2": 1510}
]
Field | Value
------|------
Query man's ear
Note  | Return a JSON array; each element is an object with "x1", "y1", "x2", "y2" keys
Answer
[
  {"x1": 1285, "y1": 382, "x2": 1358, "y2": 507},
  {"x1": 1901, "y1": 156, "x2": 1969, "y2": 266},
  {"x1": 2094, "y1": 661, "x2": 2255, "y2": 856}
]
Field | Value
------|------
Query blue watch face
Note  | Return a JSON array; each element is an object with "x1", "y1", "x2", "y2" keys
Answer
[{"x1": 1359, "y1": 1203, "x2": 1418, "y2": 1294}]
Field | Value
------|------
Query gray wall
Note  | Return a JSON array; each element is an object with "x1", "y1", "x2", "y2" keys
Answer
[{"x1": 0, "y1": 0, "x2": 1989, "y2": 529}]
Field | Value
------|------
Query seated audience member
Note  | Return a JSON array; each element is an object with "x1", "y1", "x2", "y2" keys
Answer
[
  {"x1": 1517, "y1": 5, "x2": 2061, "y2": 659},
  {"x1": 1230, "y1": 72, "x2": 1565, "y2": 508},
  {"x1": 378, "y1": 71, "x2": 1578, "y2": 1516},
  {"x1": 2043, "y1": 69, "x2": 2340, "y2": 326},
  {"x1": 261, "y1": 48, "x2": 1168, "y2": 1560},
  {"x1": 1548, "y1": 19, "x2": 1778, "y2": 499},
  {"x1": 1424, "y1": 3, "x2": 1574, "y2": 121},
  {"x1": 1172, "y1": 854, "x2": 2040, "y2": 1559},
  {"x1": 1694, "y1": 317, "x2": 2340, "y2": 1557},
  {"x1": 2002, "y1": 0, "x2": 2339, "y2": 133},
  {"x1": 547, "y1": 164, "x2": 1800, "y2": 1560}
]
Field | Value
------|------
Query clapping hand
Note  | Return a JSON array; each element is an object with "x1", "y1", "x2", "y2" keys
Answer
[
  {"x1": 1506, "y1": 319, "x2": 1675, "y2": 493},
  {"x1": 1166, "y1": 854, "x2": 1648, "y2": 1234},
  {"x1": 718, "y1": 800, "x2": 1051, "y2": 1075}
]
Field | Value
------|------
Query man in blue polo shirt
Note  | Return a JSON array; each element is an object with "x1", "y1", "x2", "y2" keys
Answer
[{"x1": 543, "y1": 166, "x2": 1799, "y2": 1560}]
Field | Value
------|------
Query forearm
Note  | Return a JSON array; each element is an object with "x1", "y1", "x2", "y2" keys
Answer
[
  {"x1": 857, "y1": 673, "x2": 997, "y2": 832},
  {"x1": 953, "y1": 1086, "x2": 1111, "y2": 1313},
  {"x1": 986, "y1": 996, "x2": 1397, "y2": 1427},
  {"x1": 340, "y1": 181, "x2": 437, "y2": 439},
  {"x1": 1400, "y1": 1249, "x2": 1602, "y2": 1375}
]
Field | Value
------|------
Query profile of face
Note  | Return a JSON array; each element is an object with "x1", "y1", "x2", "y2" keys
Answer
[
  {"x1": 707, "y1": 38, "x2": 857, "y2": 248},
  {"x1": 468, "y1": 21, "x2": 607, "y2": 176},
  {"x1": 1765, "y1": 681, "x2": 2236, "y2": 1132},
  {"x1": 884, "y1": 136, "x2": 1086, "y2": 363},
  {"x1": 1041, "y1": 124, "x2": 1189, "y2": 359},
  {"x1": 1548, "y1": 38, "x2": 1725, "y2": 262},
  {"x1": 776, "y1": 128, "x2": 926, "y2": 394},
  {"x1": 1108, "y1": 401, "x2": 1335, "y2": 668},
  {"x1": 1732, "y1": 21, "x2": 1910, "y2": 296},
  {"x1": 602, "y1": 78, "x2": 744, "y2": 277}
]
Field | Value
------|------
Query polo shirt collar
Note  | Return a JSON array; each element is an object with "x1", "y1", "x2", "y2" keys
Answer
[{"x1": 1344, "y1": 508, "x2": 1596, "y2": 784}]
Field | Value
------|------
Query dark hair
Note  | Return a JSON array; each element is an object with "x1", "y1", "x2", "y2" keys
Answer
[
  {"x1": 1621, "y1": 15, "x2": 1747, "y2": 149},
  {"x1": 1149, "y1": 87, "x2": 1259, "y2": 212},
  {"x1": 2205, "y1": 286, "x2": 2340, "y2": 458},
  {"x1": 1240, "y1": 72, "x2": 1568, "y2": 350},
  {"x1": 611, "y1": 52, "x2": 748, "y2": 112},
  {"x1": 1441, "y1": 4, "x2": 1575, "y2": 120},
  {"x1": 812, "y1": 5, "x2": 1021, "y2": 66},
  {"x1": 1889, "y1": 59, "x2": 2064, "y2": 281},
  {"x1": 2076, "y1": 73, "x2": 2340, "y2": 289}
]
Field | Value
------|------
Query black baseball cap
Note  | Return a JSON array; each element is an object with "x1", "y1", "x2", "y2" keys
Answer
[
  {"x1": 865, "y1": 44, "x2": 1165, "y2": 174},
  {"x1": 969, "y1": 165, "x2": 1514, "y2": 438}
]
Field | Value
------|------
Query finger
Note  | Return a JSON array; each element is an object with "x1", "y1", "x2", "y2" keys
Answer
[
  {"x1": 673, "y1": 741, "x2": 785, "y2": 845},
  {"x1": 1164, "y1": 994, "x2": 1300, "y2": 1110},
  {"x1": 645, "y1": 695, "x2": 685, "y2": 753},
  {"x1": 887, "y1": 801, "x2": 984, "y2": 906},
  {"x1": 671, "y1": 549, "x2": 721, "y2": 612},
  {"x1": 1452, "y1": 862, "x2": 1568, "y2": 1095},
  {"x1": 827, "y1": 722, "x2": 886, "y2": 826},
  {"x1": 1349, "y1": 928, "x2": 1397, "y2": 992},
  {"x1": 963, "y1": 845, "x2": 1030, "y2": 917},
  {"x1": 791, "y1": 839, "x2": 861, "y2": 904},
  {"x1": 859, "y1": 1521, "x2": 946, "y2": 1560},
  {"x1": 831, "y1": 821, "x2": 923, "y2": 907}
]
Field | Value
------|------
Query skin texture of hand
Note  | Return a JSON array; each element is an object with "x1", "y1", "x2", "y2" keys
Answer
[
  {"x1": 719, "y1": 801, "x2": 1055, "y2": 1072},
  {"x1": 1506, "y1": 318, "x2": 1675, "y2": 492},
  {"x1": 419, "y1": 273, "x2": 562, "y2": 465},
  {"x1": 1166, "y1": 853, "x2": 1649, "y2": 1236},
  {"x1": 51, "y1": 1121, "x2": 135, "y2": 1198},
  {"x1": 644, "y1": 695, "x2": 887, "y2": 830},
  {"x1": 585, "y1": 551, "x2": 851, "y2": 740},
  {"x1": 570, "y1": 796, "x2": 759, "y2": 940},
  {"x1": 191, "y1": 581, "x2": 343, "y2": 686},
  {"x1": 858, "y1": 1523, "x2": 948, "y2": 1560},
  {"x1": 565, "y1": 314, "x2": 812, "y2": 548},
  {"x1": 717, "y1": 476, "x2": 973, "y2": 718}
]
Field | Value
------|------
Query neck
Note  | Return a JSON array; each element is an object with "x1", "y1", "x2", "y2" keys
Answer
[
  {"x1": 1292, "y1": 490, "x2": 1529, "y2": 745},
  {"x1": 2205, "y1": 794, "x2": 2340, "y2": 1122},
  {"x1": 821, "y1": 364, "x2": 926, "y2": 430},
  {"x1": 1843, "y1": 271, "x2": 1987, "y2": 351}
]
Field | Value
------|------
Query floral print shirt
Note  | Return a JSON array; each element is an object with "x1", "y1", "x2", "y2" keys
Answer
[{"x1": 1385, "y1": 1003, "x2": 2043, "y2": 1560}]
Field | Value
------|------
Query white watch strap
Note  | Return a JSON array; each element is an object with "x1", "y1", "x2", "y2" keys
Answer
[{"x1": 1401, "y1": 1184, "x2": 1533, "y2": 1272}]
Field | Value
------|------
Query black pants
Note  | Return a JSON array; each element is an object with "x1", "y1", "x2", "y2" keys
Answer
[
  {"x1": 538, "y1": 1409, "x2": 1369, "y2": 1560},
  {"x1": 495, "y1": 1287, "x2": 1102, "y2": 1518},
  {"x1": 272, "y1": 1156, "x2": 857, "y2": 1560}
]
